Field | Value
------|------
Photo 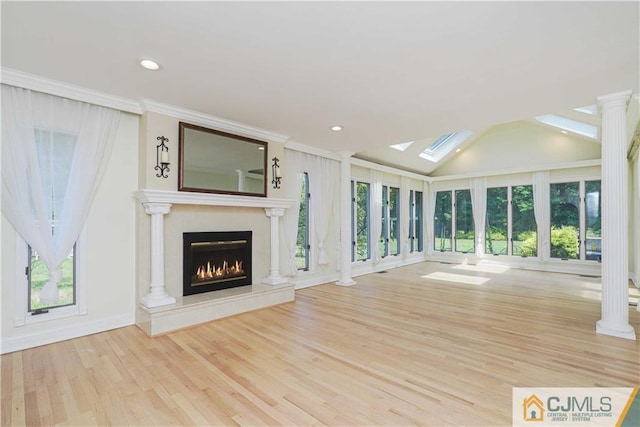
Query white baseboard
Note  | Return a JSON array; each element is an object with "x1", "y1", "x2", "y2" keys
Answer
[
  {"x1": 292, "y1": 273, "x2": 340, "y2": 290},
  {"x1": 0, "y1": 314, "x2": 135, "y2": 354}
]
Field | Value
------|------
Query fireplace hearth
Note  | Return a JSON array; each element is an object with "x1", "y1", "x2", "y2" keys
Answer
[{"x1": 183, "y1": 231, "x2": 252, "y2": 296}]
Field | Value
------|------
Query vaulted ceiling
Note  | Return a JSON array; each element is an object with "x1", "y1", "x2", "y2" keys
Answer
[{"x1": 2, "y1": 1, "x2": 638, "y2": 173}]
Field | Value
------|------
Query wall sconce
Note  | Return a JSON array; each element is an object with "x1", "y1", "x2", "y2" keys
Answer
[
  {"x1": 155, "y1": 136, "x2": 170, "y2": 178},
  {"x1": 271, "y1": 157, "x2": 282, "y2": 189}
]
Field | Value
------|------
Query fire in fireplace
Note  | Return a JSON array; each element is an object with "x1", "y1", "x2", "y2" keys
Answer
[{"x1": 183, "y1": 231, "x2": 252, "y2": 296}]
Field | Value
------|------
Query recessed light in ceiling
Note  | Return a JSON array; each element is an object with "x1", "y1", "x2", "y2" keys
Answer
[
  {"x1": 330, "y1": 125, "x2": 343, "y2": 132},
  {"x1": 455, "y1": 148, "x2": 461, "y2": 153},
  {"x1": 139, "y1": 58, "x2": 161, "y2": 71},
  {"x1": 561, "y1": 130, "x2": 569, "y2": 134}
]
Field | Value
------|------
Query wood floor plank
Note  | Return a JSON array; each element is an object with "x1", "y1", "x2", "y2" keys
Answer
[{"x1": 2, "y1": 261, "x2": 639, "y2": 426}]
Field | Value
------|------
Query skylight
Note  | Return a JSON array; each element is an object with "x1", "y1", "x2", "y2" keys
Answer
[
  {"x1": 389, "y1": 141, "x2": 415, "y2": 152},
  {"x1": 418, "y1": 131, "x2": 472, "y2": 163},
  {"x1": 423, "y1": 133, "x2": 455, "y2": 155},
  {"x1": 535, "y1": 114, "x2": 598, "y2": 139},
  {"x1": 574, "y1": 104, "x2": 598, "y2": 116}
]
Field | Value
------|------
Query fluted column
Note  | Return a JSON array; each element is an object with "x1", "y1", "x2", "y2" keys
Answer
[
  {"x1": 141, "y1": 203, "x2": 176, "y2": 308},
  {"x1": 236, "y1": 169, "x2": 245, "y2": 192},
  {"x1": 337, "y1": 151, "x2": 355, "y2": 286},
  {"x1": 596, "y1": 90, "x2": 635, "y2": 340},
  {"x1": 263, "y1": 208, "x2": 288, "y2": 285}
]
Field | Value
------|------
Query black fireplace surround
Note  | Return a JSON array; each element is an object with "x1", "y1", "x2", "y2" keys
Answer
[{"x1": 183, "y1": 231, "x2": 252, "y2": 296}]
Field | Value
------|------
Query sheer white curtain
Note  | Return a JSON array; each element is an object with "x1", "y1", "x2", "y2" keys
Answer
[
  {"x1": 425, "y1": 182, "x2": 436, "y2": 255},
  {"x1": 533, "y1": 171, "x2": 550, "y2": 261},
  {"x1": 422, "y1": 181, "x2": 435, "y2": 254},
  {"x1": 308, "y1": 155, "x2": 339, "y2": 265},
  {"x1": 470, "y1": 177, "x2": 487, "y2": 257},
  {"x1": 2, "y1": 85, "x2": 120, "y2": 303},
  {"x1": 370, "y1": 170, "x2": 383, "y2": 263},
  {"x1": 281, "y1": 149, "x2": 339, "y2": 275},
  {"x1": 281, "y1": 149, "x2": 304, "y2": 276},
  {"x1": 400, "y1": 176, "x2": 411, "y2": 256}
]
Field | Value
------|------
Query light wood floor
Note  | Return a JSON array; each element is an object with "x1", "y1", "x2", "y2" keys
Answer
[{"x1": 2, "y1": 262, "x2": 639, "y2": 426}]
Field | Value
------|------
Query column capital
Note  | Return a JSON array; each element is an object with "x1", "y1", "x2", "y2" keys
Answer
[
  {"x1": 264, "y1": 207, "x2": 285, "y2": 218},
  {"x1": 597, "y1": 90, "x2": 633, "y2": 109},
  {"x1": 143, "y1": 202, "x2": 172, "y2": 216},
  {"x1": 337, "y1": 151, "x2": 354, "y2": 160}
]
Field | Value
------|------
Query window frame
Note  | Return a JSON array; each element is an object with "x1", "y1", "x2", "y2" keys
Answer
[
  {"x1": 380, "y1": 185, "x2": 401, "y2": 258},
  {"x1": 409, "y1": 189, "x2": 423, "y2": 253},
  {"x1": 14, "y1": 228, "x2": 87, "y2": 326},
  {"x1": 351, "y1": 180, "x2": 371, "y2": 262},
  {"x1": 296, "y1": 172, "x2": 311, "y2": 271},
  {"x1": 454, "y1": 189, "x2": 474, "y2": 254}
]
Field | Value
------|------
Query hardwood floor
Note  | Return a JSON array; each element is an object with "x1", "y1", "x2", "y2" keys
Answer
[{"x1": 2, "y1": 261, "x2": 639, "y2": 426}]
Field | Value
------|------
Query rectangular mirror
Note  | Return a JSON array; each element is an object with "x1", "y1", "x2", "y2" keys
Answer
[{"x1": 178, "y1": 122, "x2": 267, "y2": 196}]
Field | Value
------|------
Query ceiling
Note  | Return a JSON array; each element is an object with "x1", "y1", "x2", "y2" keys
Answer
[{"x1": 2, "y1": 1, "x2": 639, "y2": 171}]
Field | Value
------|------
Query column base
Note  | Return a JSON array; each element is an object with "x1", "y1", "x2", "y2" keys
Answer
[
  {"x1": 596, "y1": 319, "x2": 636, "y2": 340},
  {"x1": 262, "y1": 276, "x2": 289, "y2": 286},
  {"x1": 335, "y1": 279, "x2": 356, "y2": 287},
  {"x1": 140, "y1": 293, "x2": 176, "y2": 308}
]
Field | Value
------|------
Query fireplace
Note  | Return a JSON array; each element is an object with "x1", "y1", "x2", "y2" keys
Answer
[{"x1": 183, "y1": 231, "x2": 252, "y2": 296}]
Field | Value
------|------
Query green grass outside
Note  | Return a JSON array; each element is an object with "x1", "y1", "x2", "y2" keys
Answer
[
  {"x1": 436, "y1": 239, "x2": 534, "y2": 256},
  {"x1": 30, "y1": 255, "x2": 74, "y2": 310}
]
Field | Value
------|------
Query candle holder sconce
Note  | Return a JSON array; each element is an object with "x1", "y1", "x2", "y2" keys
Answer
[
  {"x1": 155, "y1": 136, "x2": 170, "y2": 178},
  {"x1": 271, "y1": 157, "x2": 282, "y2": 189}
]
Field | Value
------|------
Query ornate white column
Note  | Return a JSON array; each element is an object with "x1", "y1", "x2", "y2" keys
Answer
[
  {"x1": 263, "y1": 207, "x2": 288, "y2": 285},
  {"x1": 141, "y1": 203, "x2": 176, "y2": 308},
  {"x1": 337, "y1": 151, "x2": 355, "y2": 286},
  {"x1": 596, "y1": 90, "x2": 635, "y2": 340}
]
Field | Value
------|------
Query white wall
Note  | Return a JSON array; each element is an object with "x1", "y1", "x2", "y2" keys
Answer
[
  {"x1": 432, "y1": 121, "x2": 601, "y2": 177},
  {"x1": 631, "y1": 155, "x2": 640, "y2": 287},
  {"x1": 1, "y1": 113, "x2": 139, "y2": 354}
]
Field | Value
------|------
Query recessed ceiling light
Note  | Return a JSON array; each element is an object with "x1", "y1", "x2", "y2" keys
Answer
[
  {"x1": 139, "y1": 58, "x2": 161, "y2": 71},
  {"x1": 455, "y1": 148, "x2": 461, "y2": 153},
  {"x1": 330, "y1": 125, "x2": 343, "y2": 132},
  {"x1": 561, "y1": 130, "x2": 569, "y2": 134}
]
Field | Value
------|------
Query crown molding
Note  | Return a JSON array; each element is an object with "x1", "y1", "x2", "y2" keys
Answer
[
  {"x1": 351, "y1": 156, "x2": 432, "y2": 182},
  {"x1": 141, "y1": 99, "x2": 289, "y2": 144},
  {"x1": 429, "y1": 159, "x2": 601, "y2": 182},
  {"x1": 0, "y1": 67, "x2": 143, "y2": 114},
  {"x1": 284, "y1": 140, "x2": 341, "y2": 161}
]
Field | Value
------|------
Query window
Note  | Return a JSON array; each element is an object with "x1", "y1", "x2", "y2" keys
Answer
[
  {"x1": 379, "y1": 186, "x2": 400, "y2": 258},
  {"x1": 485, "y1": 185, "x2": 537, "y2": 257},
  {"x1": 28, "y1": 246, "x2": 76, "y2": 312},
  {"x1": 434, "y1": 191, "x2": 452, "y2": 252},
  {"x1": 584, "y1": 180, "x2": 601, "y2": 261},
  {"x1": 550, "y1": 182, "x2": 581, "y2": 260},
  {"x1": 455, "y1": 190, "x2": 474, "y2": 253},
  {"x1": 535, "y1": 114, "x2": 598, "y2": 139},
  {"x1": 419, "y1": 131, "x2": 473, "y2": 163},
  {"x1": 27, "y1": 129, "x2": 78, "y2": 314},
  {"x1": 380, "y1": 186, "x2": 388, "y2": 257},
  {"x1": 486, "y1": 187, "x2": 508, "y2": 255},
  {"x1": 296, "y1": 172, "x2": 310, "y2": 270},
  {"x1": 409, "y1": 190, "x2": 423, "y2": 253},
  {"x1": 389, "y1": 187, "x2": 400, "y2": 256},
  {"x1": 434, "y1": 189, "x2": 474, "y2": 253},
  {"x1": 351, "y1": 181, "x2": 371, "y2": 262},
  {"x1": 511, "y1": 185, "x2": 537, "y2": 257},
  {"x1": 547, "y1": 179, "x2": 601, "y2": 262}
]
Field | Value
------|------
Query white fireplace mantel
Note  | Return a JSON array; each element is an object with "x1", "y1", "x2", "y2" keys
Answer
[
  {"x1": 135, "y1": 189, "x2": 295, "y2": 210},
  {"x1": 134, "y1": 189, "x2": 295, "y2": 309}
]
